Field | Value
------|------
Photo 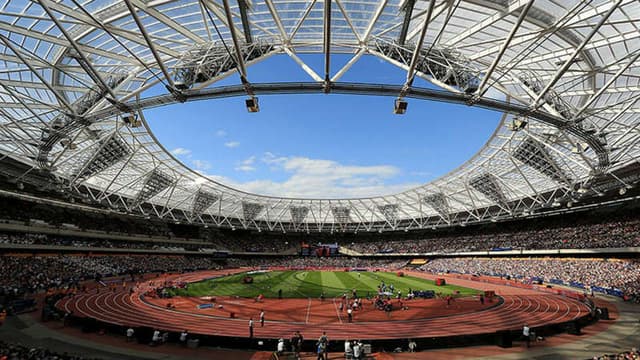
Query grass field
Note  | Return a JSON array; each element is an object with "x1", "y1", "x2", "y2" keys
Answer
[{"x1": 169, "y1": 271, "x2": 481, "y2": 299}]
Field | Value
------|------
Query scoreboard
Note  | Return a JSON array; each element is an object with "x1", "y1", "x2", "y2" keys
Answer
[{"x1": 300, "y1": 242, "x2": 339, "y2": 257}]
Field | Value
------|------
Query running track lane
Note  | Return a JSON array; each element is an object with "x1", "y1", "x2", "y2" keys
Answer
[{"x1": 57, "y1": 270, "x2": 590, "y2": 341}]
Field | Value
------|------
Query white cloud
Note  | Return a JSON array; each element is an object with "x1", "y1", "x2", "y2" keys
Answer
[
  {"x1": 235, "y1": 156, "x2": 256, "y2": 172},
  {"x1": 171, "y1": 147, "x2": 191, "y2": 156},
  {"x1": 192, "y1": 159, "x2": 212, "y2": 171},
  {"x1": 215, "y1": 130, "x2": 227, "y2": 137},
  {"x1": 224, "y1": 141, "x2": 240, "y2": 148},
  {"x1": 205, "y1": 153, "x2": 419, "y2": 198},
  {"x1": 235, "y1": 165, "x2": 256, "y2": 172}
]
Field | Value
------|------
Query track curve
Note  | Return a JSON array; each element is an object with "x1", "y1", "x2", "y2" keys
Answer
[{"x1": 57, "y1": 269, "x2": 592, "y2": 341}]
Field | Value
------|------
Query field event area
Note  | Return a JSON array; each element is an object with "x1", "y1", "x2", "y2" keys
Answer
[{"x1": 168, "y1": 270, "x2": 480, "y2": 299}]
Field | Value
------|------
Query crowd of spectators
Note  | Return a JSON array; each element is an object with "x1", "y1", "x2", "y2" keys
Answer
[
  {"x1": 0, "y1": 197, "x2": 176, "y2": 238},
  {"x1": 419, "y1": 257, "x2": 640, "y2": 302},
  {"x1": 0, "y1": 230, "x2": 299, "y2": 254},
  {"x1": 0, "y1": 340, "x2": 101, "y2": 360},
  {"x1": 0, "y1": 197, "x2": 297, "y2": 255},
  {"x1": 208, "y1": 233, "x2": 296, "y2": 253},
  {"x1": 226, "y1": 256, "x2": 407, "y2": 269},
  {"x1": 0, "y1": 255, "x2": 225, "y2": 306},
  {"x1": 343, "y1": 208, "x2": 640, "y2": 254},
  {"x1": 0, "y1": 232, "x2": 219, "y2": 252},
  {"x1": 590, "y1": 348, "x2": 639, "y2": 360}
]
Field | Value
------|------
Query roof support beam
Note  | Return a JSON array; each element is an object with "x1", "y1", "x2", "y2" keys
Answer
[
  {"x1": 334, "y1": 0, "x2": 361, "y2": 43},
  {"x1": 237, "y1": 0, "x2": 253, "y2": 43},
  {"x1": 264, "y1": 0, "x2": 289, "y2": 42},
  {"x1": 572, "y1": 51, "x2": 640, "y2": 121},
  {"x1": 476, "y1": 0, "x2": 535, "y2": 97},
  {"x1": 397, "y1": 0, "x2": 436, "y2": 101},
  {"x1": 283, "y1": 47, "x2": 323, "y2": 82},
  {"x1": 0, "y1": 22, "x2": 133, "y2": 64},
  {"x1": 37, "y1": 0, "x2": 117, "y2": 101},
  {"x1": 123, "y1": 0, "x2": 177, "y2": 91},
  {"x1": 323, "y1": 0, "x2": 332, "y2": 92},
  {"x1": 220, "y1": 0, "x2": 259, "y2": 107},
  {"x1": 397, "y1": 0, "x2": 415, "y2": 45},
  {"x1": 362, "y1": 0, "x2": 388, "y2": 41},
  {"x1": 44, "y1": 0, "x2": 180, "y2": 58},
  {"x1": 331, "y1": 48, "x2": 365, "y2": 82},
  {"x1": 443, "y1": 0, "x2": 532, "y2": 47},
  {"x1": 0, "y1": 35, "x2": 76, "y2": 115},
  {"x1": 198, "y1": 1, "x2": 214, "y2": 41},
  {"x1": 129, "y1": 0, "x2": 203, "y2": 43},
  {"x1": 532, "y1": 0, "x2": 622, "y2": 108}
]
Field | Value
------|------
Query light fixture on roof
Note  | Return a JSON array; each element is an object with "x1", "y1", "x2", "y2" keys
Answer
[
  {"x1": 60, "y1": 138, "x2": 77, "y2": 150},
  {"x1": 552, "y1": 200, "x2": 561, "y2": 207},
  {"x1": 554, "y1": 57, "x2": 582, "y2": 67},
  {"x1": 245, "y1": 97, "x2": 260, "y2": 112},
  {"x1": 122, "y1": 113, "x2": 140, "y2": 127},
  {"x1": 571, "y1": 142, "x2": 589, "y2": 154},
  {"x1": 507, "y1": 117, "x2": 527, "y2": 131},
  {"x1": 394, "y1": 99, "x2": 408, "y2": 114}
]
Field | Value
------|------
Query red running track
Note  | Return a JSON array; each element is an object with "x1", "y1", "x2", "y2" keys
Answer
[{"x1": 57, "y1": 269, "x2": 591, "y2": 341}]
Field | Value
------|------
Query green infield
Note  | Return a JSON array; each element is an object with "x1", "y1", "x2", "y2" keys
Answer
[{"x1": 168, "y1": 271, "x2": 481, "y2": 299}]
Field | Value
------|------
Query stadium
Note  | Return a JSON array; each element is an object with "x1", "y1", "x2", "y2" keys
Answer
[{"x1": 0, "y1": 0, "x2": 639, "y2": 359}]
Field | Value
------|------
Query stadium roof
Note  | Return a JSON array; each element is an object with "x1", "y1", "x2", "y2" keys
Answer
[{"x1": 0, "y1": 0, "x2": 638, "y2": 232}]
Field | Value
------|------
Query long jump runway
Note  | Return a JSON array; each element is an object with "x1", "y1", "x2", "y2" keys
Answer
[{"x1": 57, "y1": 269, "x2": 592, "y2": 341}]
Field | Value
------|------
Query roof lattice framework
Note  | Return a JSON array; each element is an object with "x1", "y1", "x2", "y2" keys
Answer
[{"x1": 0, "y1": 0, "x2": 638, "y2": 232}]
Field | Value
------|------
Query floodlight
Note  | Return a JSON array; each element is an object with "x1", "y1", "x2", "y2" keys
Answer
[
  {"x1": 122, "y1": 113, "x2": 141, "y2": 127},
  {"x1": 394, "y1": 99, "x2": 408, "y2": 114},
  {"x1": 571, "y1": 142, "x2": 589, "y2": 154},
  {"x1": 507, "y1": 118, "x2": 527, "y2": 131},
  {"x1": 246, "y1": 97, "x2": 260, "y2": 112},
  {"x1": 60, "y1": 139, "x2": 77, "y2": 150}
]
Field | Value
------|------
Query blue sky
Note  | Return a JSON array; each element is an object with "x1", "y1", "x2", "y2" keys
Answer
[{"x1": 145, "y1": 54, "x2": 501, "y2": 198}]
